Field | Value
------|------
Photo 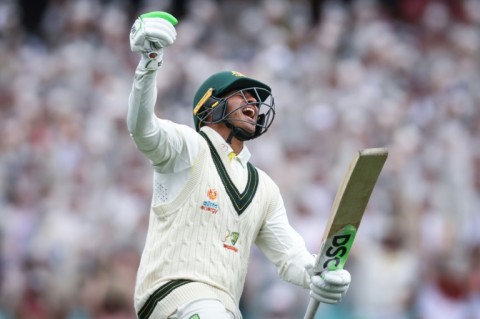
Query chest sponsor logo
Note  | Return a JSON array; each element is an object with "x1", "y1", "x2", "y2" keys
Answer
[
  {"x1": 207, "y1": 188, "x2": 217, "y2": 200},
  {"x1": 200, "y1": 188, "x2": 218, "y2": 214},
  {"x1": 223, "y1": 231, "x2": 239, "y2": 252}
]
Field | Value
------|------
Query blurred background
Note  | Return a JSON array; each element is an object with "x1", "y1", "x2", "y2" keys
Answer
[{"x1": 1, "y1": 0, "x2": 480, "y2": 318}]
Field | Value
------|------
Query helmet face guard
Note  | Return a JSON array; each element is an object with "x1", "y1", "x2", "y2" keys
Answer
[{"x1": 194, "y1": 87, "x2": 275, "y2": 141}]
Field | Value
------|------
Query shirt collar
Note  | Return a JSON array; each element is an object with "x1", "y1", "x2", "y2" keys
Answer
[{"x1": 200, "y1": 126, "x2": 251, "y2": 167}]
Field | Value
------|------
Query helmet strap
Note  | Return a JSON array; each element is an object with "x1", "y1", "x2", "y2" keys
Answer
[{"x1": 225, "y1": 121, "x2": 254, "y2": 143}]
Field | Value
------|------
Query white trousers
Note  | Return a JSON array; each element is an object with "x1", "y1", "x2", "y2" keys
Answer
[{"x1": 167, "y1": 299, "x2": 235, "y2": 319}]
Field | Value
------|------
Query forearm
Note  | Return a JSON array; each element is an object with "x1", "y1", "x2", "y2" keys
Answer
[
  {"x1": 259, "y1": 223, "x2": 314, "y2": 288},
  {"x1": 127, "y1": 68, "x2": 161, "y2": 151},
  {"x1": 256, "y1": 199, "x2": 315, "y2": 289},
  {"x1": 126, "y1": 65, "x2": 200, "y2": 171}
]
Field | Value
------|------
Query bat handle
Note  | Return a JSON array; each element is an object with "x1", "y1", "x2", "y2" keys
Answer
[{"x1": 304, "y1": 299, "x2": 320, "y2": 319}]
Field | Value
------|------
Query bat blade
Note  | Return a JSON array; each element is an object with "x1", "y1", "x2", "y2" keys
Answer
[
  {"x1": 304, "y1": 148, "x2": 388, "y2": 319},
  {"x1": 314, "y1": 147, "x2": 388, "y2": 273}
]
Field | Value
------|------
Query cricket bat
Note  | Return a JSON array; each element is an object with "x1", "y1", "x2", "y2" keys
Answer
[{"x1": 303, "y1": 148, "x2": 388, "y2": 319}]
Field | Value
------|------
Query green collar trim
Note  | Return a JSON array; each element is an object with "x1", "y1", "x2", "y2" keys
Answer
[{"x1": 199, "y1": 131, "x2": 259, "y2": 215}]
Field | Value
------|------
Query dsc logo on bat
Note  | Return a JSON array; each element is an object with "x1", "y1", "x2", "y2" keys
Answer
[{"x1": 320, "y1": 225, "x2": 357, "y2": 271}]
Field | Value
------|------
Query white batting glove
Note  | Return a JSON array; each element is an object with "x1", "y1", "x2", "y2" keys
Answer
[
  {"x1": 310, "y1": 269, "x2": 351, "y2": 304},
  {"x1": 129, "y1": 11, "x2": 178, "y2": 71}
]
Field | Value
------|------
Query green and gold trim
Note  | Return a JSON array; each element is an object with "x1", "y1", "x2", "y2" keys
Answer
[
  {"x1": 200, "y1": 132, "x2": 259, "y2": 215},
  {"x1": 137, "y1": 279, "x2": 192, "y2": 319}
]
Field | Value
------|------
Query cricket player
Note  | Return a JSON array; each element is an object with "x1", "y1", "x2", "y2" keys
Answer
[{"x1": 128, "y1": 12, "x2": 351, "y2": 319}]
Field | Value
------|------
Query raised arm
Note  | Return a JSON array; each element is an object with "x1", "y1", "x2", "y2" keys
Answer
[
  {"x1": 127, "y1": 12, "x2": 177, "y2": 146},
  {"x1": 127, "y1": 12, "x2": 198, "y2": 171}
]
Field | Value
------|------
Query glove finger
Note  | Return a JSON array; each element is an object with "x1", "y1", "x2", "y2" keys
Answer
[
  {"x1": 311, "y1": 288, "x2": 344, "y2": 299},
  {"x1": 142, "y1": 16, "x2": 177, "y2": 28},
  {"x1": 143, "y1": 38, "x2": 170, "y2": 51},
  {"x1": 312, "y1": 274, "x2": 349, "y2": 289},
  {"x1": 150, "y1": 33, "x2": 176, "y2": 47},
  {"x1": 144, "y1": 30, "x2": 176, "y2": 48},
  {"x1": 310, "y1": 290, "x2": 343, "y2": 304},
  {"x1": 143, "y1": 19, "x2": 177, "y2": 39},
  {"x1": 310, "y1": 274, "x2": 349, "y2": 298},
  {"x1": 144, "y1": 27, "x2": 176, "y2": 41},
  {"x1": 143, "y1": 18, "x2": 177, "y2": 32},
  {"x1": 322, "y1": 269, "x2": 351, "y2": 286},
  {"x1": 311, "y1": 282, "x2": 348, "y2": 294},
  {"x1": 144, "y1": 19, "x2": 176, "y2": 47}
]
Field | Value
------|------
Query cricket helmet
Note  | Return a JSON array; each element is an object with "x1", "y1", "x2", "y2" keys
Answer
[{"x1": 192, "y1": 71, "x2": 275, "y2": 141}]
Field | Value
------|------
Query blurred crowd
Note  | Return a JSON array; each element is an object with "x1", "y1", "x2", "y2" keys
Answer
[{"x1": 1, "y1": 0, "x2": 480, "y2": 318}]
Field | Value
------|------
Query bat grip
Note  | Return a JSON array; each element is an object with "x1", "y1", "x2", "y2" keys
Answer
[{"x1": 304, "y1": 299, "x2": 320, "y2": 319}]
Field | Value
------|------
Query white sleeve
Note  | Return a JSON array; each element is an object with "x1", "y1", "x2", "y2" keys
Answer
[
  {"x1": 127, "y1": 68, "x2": 158, "y2": 144},
  {"x1": 255, "y1": 194, "x2": 315, "y2": 289},
  {"x1": 127, "y1": 67, "x2": 199, "y2": 173}
]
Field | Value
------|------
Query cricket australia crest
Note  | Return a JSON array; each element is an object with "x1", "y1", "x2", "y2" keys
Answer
[{"x1": 223, "y1": 231, "x2": 240, "y2": 252}]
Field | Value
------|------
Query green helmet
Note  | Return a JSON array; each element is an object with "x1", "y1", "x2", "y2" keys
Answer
[{"x1": 192, "y1": 71, "x2": 275, "y2": 141}]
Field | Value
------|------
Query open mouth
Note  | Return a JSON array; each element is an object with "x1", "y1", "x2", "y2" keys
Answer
[{"x1": 242, "y1": 106, "x2": 256, "y2": 120}]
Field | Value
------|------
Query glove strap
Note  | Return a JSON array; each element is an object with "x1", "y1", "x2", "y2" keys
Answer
[{"x1": 139, "y1": 49, "x2": 164, "y2": 71}]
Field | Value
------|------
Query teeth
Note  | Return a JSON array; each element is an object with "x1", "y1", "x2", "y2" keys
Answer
[{"x1": 242, "y1": 107, "x2": 255, "y2": 117}]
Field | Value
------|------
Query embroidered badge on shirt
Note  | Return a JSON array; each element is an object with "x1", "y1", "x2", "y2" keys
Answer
[
  {"x1": 200, "y1": 188, "x2": 218, "y2": 214},
  {"x1": 223, "y1": 231, "x2": 240, "y2": 252}
]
